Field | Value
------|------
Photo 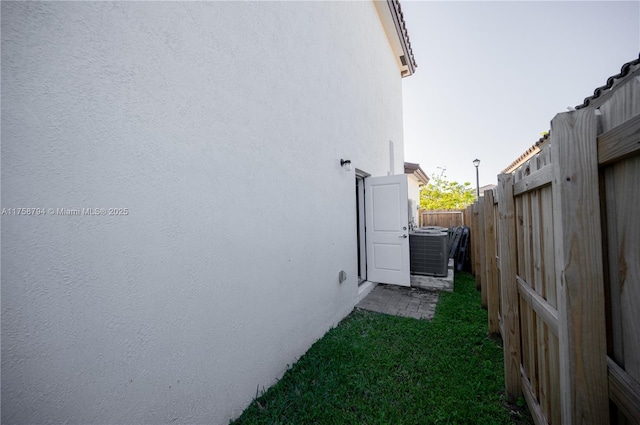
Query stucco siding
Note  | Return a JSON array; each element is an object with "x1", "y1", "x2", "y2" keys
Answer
[
  {"x1": 407, "y1": 175, "x2": 422, "y2": 227},
  {"x1": 1, "y1": 2, "x2": 405, "y2": 424}
]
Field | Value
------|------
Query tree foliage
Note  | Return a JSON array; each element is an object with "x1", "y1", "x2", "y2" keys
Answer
[{"x1": 420, "y1": 171, "x2": 475, "y2": 210}]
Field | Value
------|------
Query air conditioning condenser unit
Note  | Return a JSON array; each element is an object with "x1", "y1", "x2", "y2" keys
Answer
[{"x1": 409, "y1": 230, "x2": 449, "y2": 277}]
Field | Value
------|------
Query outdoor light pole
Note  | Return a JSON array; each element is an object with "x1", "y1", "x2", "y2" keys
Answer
[{"x1": 473, "y1": 159, "x2": 480, "y2": 197}]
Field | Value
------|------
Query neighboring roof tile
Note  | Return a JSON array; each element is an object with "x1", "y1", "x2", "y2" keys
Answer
[
  {"x1": 479, "y1": 184, "x2": 497, "y2": 194},
  {"x1": 504, "y1": 53, "x2": 640, "y2": 174},
  {"x1": 576, "y1": 53, "x2": 640, "y2": 109},
  {"x1": 502, "y1": 133, "x2": 549, "y2": 174}
]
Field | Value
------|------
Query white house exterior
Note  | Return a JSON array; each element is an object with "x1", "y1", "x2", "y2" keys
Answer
[
  {"x1": 1, "y1": 1, "x2": 416, "y2": 424},
  {"x1": 404, "y1": 162, "x2": 430, "y2": 227}
]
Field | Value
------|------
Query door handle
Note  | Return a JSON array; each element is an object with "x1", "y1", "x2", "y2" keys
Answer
[{"x1": 399, "y1": 234, "x2": 407, "y2": 238}]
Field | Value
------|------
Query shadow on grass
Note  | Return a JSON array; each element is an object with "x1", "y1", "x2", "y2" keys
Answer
[{"x1": 232, "y1": 272, "x2": 533, "y2": 424}]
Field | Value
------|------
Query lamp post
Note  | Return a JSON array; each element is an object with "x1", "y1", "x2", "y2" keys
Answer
[{"x1": 473, "y1": 158, "x2": 480, "y2": 197}]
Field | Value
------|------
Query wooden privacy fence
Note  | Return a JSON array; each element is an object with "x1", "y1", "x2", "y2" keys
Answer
[
  {"x1": 467, "y1": 66, "x2": 640, "y2": 424},
  {"x1": 418, "y1": 209, "x2": 465, "y2": 228}
]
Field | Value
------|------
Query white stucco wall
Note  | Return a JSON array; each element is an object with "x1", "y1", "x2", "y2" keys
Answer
[
  {"x1": 1, "y1": 2, "x2": 405, "y2": 424},
  {"x1": 407, "y1": 174, "x2": 423, "y2": 227}
]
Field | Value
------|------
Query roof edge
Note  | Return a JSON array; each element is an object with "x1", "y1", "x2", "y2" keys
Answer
[
  {"x1": 576, "y1": 53, "x2": 640, "y2": 110},
  {"x1": 388, "y1": 0, "x2": 417, "y2": 75},
  {"x1": 503, "y1": 54, "x2": 640, "y2": 174},
  {"x1": 502, "y1": 133, "x2": 549, "y2": 174},
  {"x1": 404, "y1": 162, "x2": 430, "y2": 185},
  {"x1": 374, "y1": 0, "x2": 417, "y2": 78}
]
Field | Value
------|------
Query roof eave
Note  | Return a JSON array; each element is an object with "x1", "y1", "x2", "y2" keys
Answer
[
  {"x1": 374, "y1": 0, "x2": 417, "y2": 78},
  {"x1": 404, "y1": 162, "x2": 430, "y2": 185}
]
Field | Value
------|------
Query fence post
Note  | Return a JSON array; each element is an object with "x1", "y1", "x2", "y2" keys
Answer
[
  {"x1": 484, "y1": 190, "x2": 499, "y2": 334},
  {"x1": 464, "y1": 205, "x2": 472, "y2": 271},
  {"x1": 498, "y1": 173, "x2": 521, "y2": 402},
  {"x1": 478, "y1": 199, "x2": 487, "y2": 307},
  {"x1": 550, "y1": 108, "x2": 609, "y2": 424},
  {"x1": 472, "y1": 202, "x2": 480, "y2": 280}
]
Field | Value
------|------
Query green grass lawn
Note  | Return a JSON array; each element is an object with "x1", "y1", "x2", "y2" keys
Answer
[{"x1": 232, "y1": 272, "x2": 532, "y2": 424}]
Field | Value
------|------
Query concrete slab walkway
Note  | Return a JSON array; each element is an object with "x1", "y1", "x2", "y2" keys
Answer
[
  {"x1": 356, "y1": 284, "x2": 439, "y2": 320},
  {"x1": 356, "y1": 259, "x2": 455, "y2": 320}
]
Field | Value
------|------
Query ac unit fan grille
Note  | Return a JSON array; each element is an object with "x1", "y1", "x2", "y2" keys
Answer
[{"x1": 409, "y1": 232, "x2": 448, "y2": 277}]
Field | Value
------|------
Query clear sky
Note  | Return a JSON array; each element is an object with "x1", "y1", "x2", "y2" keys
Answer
[{"x1": 400, "y1": 0, "x2": 640, "y2": 188}]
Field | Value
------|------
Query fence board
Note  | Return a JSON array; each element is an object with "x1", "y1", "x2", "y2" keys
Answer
[
  {"x1": 519, "y1": 174, "x2": 538, "y2": 399},
  {"x1": 603, "y1": 156, "x2": 640, "y2": 384},
  {"x1": 528, "y1": 157, "x2": 552, "y2": 418},
  {"x1": 473, "y1": 203, "x2": 482, "y2": 289},
  {"x1": 541, "y1": 184, "x2": 562, "y2": 425},
  {"x1": 514, "y1": 182, "x2": 533, "y2": 398},
  {"x1": 550, "y1": 107, "x2": 609, "y2": 423},
  {"x1": 597, "y1": 70, "x2": 640, "y2": 132},
  {"x1": 539, "y1": 142, "x2": 552, "y2": 167},
  {"x1": 493, "y1": 198, "x2": 502, "y2": 322},
  {"x1": 478, "y1": 200, "x2": 487, "y2": 307},
  {"x1": 484, "y1": 191, "x2": 500, "y2": 334},
  {"x1": 497, "y1": 173, "x2": 521, "y2": 402},
  {"x1": 464, "y1": 205, "x2": 473, "y2": 270},
  {"x1": 604, "y1": 169, "x2": 625, "y2": 368}
]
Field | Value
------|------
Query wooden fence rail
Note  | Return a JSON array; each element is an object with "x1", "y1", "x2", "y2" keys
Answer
[{"x1": 468, "y1": 65, "x2": 640, "y2": 424}]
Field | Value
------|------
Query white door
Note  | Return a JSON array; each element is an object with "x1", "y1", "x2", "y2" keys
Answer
[{"x1": 365, "y1": 174, "x2": 410, "y2": 286}]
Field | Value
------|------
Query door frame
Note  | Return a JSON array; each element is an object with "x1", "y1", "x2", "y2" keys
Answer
[{"x1": 355, "y1": 170, "x2": 369, "y2": 284}]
